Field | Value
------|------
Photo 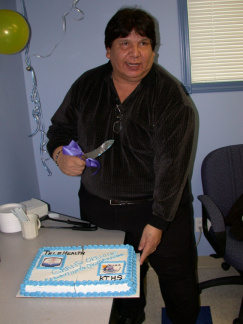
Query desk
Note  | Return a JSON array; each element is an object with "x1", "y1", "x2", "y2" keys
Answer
[{"x1": 0, "y1": 225, "x2": 125, "y2": 324}]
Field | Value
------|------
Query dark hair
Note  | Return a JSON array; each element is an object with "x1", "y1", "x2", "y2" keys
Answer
[{"x1": 105, "y1": 8, "x2": 157, "y2": 51}]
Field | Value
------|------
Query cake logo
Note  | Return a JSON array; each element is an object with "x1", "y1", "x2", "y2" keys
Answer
[
  {"x1": 37, "y1": 255, "x2": 67, "y2": 269},
  {"x1": 103, "y1": 264, "x2": 120, "y2": 273},
  {"x1": 98, "y1": 261, "x2": 126, "y2": 276},
  {"x1": 42, "y1": 257, "x2": 63, "y2": 267}
]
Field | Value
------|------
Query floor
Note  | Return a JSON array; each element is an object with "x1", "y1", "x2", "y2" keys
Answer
[{"x1": 144, "y1": 256, "x2": 242, "y2": 324}]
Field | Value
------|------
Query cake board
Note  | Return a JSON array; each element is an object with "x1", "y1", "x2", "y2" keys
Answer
[{"x1": 16, "y1": 254, "x2": 140, "y2": 298}]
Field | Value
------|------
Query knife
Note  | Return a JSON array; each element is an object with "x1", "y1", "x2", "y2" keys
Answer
[
  {"x1": 40, "y1": 215, "x2": 98, "y2": 231},
  {"x1": 41, "y1": 225, "x2": 97, "y2": 231},
  {"x1": 84, "y1": 139, "x2": 114, "y2": 159}
]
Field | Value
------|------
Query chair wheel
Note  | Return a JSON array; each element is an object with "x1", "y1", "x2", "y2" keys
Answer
[{"x1": 221, "y1": 261, "x2": 230, "y2": 271}]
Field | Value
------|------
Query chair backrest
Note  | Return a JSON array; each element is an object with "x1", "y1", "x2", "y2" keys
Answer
[{"x1": 201, "y1": 144, "x2": 243, "y2": 217}]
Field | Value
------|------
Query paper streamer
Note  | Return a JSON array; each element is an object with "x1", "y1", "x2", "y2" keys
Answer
[
  {"x1": 21, "y1": 0, "x2": 51, "y2": 175},
  {"x1": 20, "y1": 0, "x2": 85, "y2": 175},
  {"x1": 33, "y1": 0, "x2": 84, "y2": 59}
]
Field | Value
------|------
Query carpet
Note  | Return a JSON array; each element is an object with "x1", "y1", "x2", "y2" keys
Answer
[{"x1": 162, "y1": 306, "x2": 213, "y2": 324}]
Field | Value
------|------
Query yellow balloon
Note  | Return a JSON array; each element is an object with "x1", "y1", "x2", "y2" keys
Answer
[{"x1": 0, "y1": 9, "x2": 30, "y2": 55}]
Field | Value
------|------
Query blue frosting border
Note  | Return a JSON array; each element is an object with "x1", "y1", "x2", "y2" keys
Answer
[{"x1": 20, "y1": 244, "x2": 137, "y2": 298}]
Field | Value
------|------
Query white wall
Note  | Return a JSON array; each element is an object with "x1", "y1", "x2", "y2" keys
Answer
[
  {"x1": 16, "y1": 0, "x2": 243, "y2": 255},
  {"x1": 0, "y1": 0, "x2": 40, "y2": 205}
]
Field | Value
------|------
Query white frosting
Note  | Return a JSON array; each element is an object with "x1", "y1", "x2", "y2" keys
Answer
[{"x1": 20, "y1": 245, "x2": 137, "y2": 297}]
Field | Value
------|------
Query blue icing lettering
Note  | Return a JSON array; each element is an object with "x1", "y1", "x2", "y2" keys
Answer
[{"x1": 52, "y1": 260, "x2": 83, "y2": 275}]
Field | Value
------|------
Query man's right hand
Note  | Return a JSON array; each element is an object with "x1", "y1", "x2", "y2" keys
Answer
[{"x1": 53, "y1": 146, "x2": 86, "y2": 176}]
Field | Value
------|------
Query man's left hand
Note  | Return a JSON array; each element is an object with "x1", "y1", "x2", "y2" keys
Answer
[{"x1": 138, "y1": 224, "x2": 163, "y2": 265}]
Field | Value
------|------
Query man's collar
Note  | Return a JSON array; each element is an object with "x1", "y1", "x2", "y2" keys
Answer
[{"x1": 141, "y1": 63, "x2": 156, "y2": 86}]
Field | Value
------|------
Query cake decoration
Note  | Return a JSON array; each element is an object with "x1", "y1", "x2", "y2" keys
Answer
[{"x1": 20, "y1": 244, "x2": 137, "y2": 297}]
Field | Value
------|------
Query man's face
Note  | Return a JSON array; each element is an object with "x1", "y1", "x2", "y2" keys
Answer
[{"x1": 106, "y1": 30, "x2": 155, "y2": 84}]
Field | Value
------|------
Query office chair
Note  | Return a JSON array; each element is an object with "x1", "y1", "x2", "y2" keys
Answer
[{"x1": 197, "y1": 144, "x2": 243, "y2": 324}]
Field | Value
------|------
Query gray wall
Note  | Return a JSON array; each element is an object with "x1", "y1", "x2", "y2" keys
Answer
[
  {"x1": 2, "y1": 0, "x2": 242, "y2": 255},
  {"x1": 0, "y1": 0, "x2": 40, "y2": 204}
]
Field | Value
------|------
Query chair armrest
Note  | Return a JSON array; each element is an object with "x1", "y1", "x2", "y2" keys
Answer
[{"x1": 197, "y1": 195, "x2": 226, "y2": 232}]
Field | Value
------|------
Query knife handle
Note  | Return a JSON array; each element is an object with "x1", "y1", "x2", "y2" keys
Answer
[{"x1": 71, "y1": 226, "x2": 98, "y2": 231}]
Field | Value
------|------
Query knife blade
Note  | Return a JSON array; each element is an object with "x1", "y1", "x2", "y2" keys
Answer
[{"x1": 84, "y1": 139, "x2": 114, "y2": 159}]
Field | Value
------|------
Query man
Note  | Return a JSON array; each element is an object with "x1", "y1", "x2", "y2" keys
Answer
[{"x1": 47, "y1": 7, "x2": 199, "y2": 324}]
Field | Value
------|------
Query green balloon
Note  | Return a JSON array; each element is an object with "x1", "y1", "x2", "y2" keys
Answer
[{"x1": 0, "y1": 9, "x2": 30, "y2": 55}]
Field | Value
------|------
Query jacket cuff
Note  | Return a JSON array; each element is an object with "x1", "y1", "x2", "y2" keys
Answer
[
  {"x1": 148, "y1": 214, "x2": 170, "y2": 231},
  {"x1": 47, "y1": 140, "x2": 70, "y2": 160}
]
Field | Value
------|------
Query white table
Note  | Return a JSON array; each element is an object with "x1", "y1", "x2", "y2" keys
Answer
[{"x1": 0, "y1": 223, "x2": 125, "y2": 324}]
